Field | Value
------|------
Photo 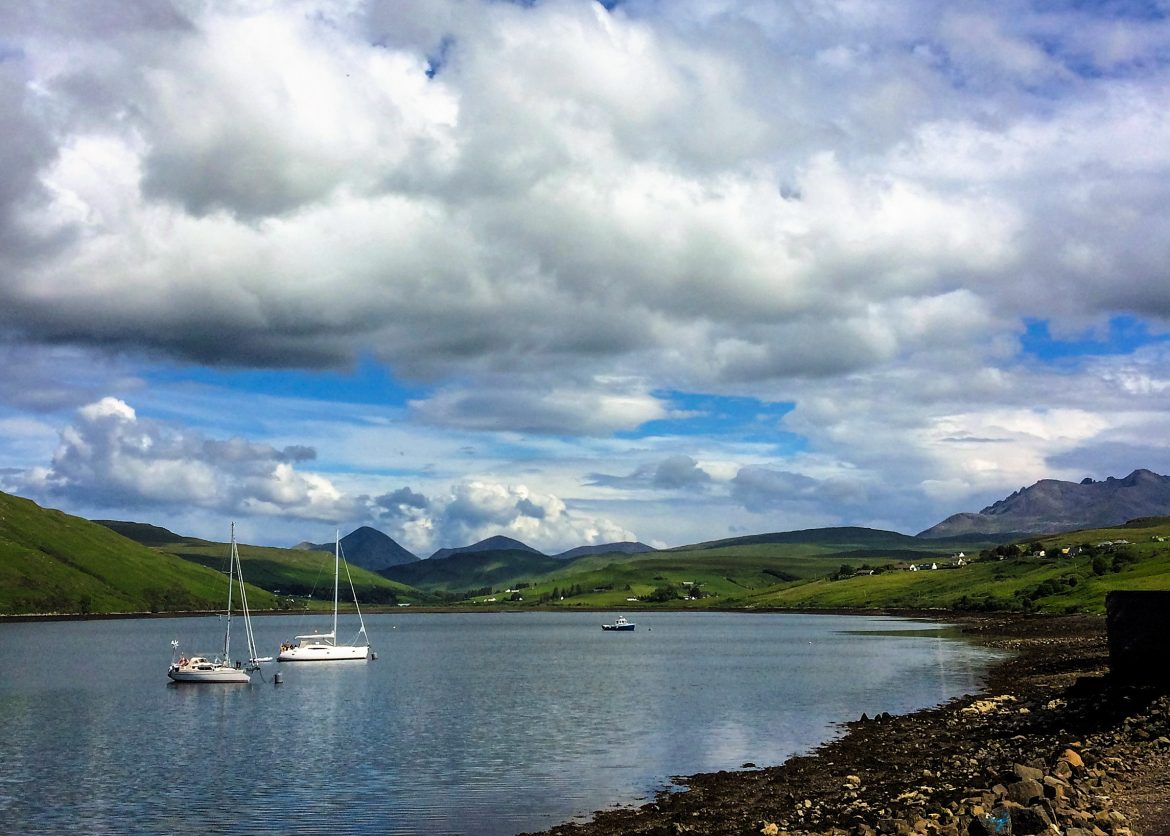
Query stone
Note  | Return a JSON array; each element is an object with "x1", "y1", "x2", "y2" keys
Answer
[
  {"x1": 1041, "y1": 776, "x2": 1066, "y2": 801},
  {"x1": 1006, "y1": 805, "x2": 1051, "y2": 835},
  {"x1": 1011, "y1": 764, "x2": 1044, "y2": 782},
  {"x1": 1005, "y1": 779, "x2": 1044, "y2": 805}
]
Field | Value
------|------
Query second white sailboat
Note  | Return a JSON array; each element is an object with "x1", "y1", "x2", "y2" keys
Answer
[{"x1": 277, "y1": 530, "x2": 371, "y2": 661}]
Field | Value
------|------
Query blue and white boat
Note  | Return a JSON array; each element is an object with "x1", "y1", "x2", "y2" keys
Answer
[{"x1": 602, "y1": 615, "x2": 635, "y2": 631}]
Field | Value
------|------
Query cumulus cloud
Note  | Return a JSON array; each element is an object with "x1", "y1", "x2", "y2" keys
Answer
[
  {"x1": 23, "y1": 397, "x2": 350, "y2": 519},
  {"x1": 375, "y1": 479, "x2": 637, "y2": 556},
  {"x1": 591, "y1": 454, "x2": 716, "y2": 490},
  {"x1": 1, "y1": 0, "x2": 1166, "y2": 396},
  {"x1": 2, "y1": 1, "x2": 1170, "y2": 548},
  {"x1": 374, "y1": 486, "x2": 429, "y2": 519},
  {"x1": 12, "y1": 394, "x2": 638, "y2": 552},
  {"x1": 652, "y1": 455, "x2": 713, "y2": 489},
  {"x1": 409, "y1": 376, "x2": 670, "y2": 435},
  {"x1": 728, "y1": 466, "x2": 868, "y2": 515}
]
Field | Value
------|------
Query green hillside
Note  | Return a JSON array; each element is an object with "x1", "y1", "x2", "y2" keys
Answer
[
  {"x1": 382, "y1": 549, "x2": 565, "y2": 593},
  {"x1": 98, "y1": 520, "x2": 431, "y2": 608},
  {"x1": 397, "y1": 530, "x2": 992, "y2": 608},
  {"x1": 681, "y1": 526, "x2": 927, "y2": 551},
  {"x1": 385, "y1": 522, "x2": 1170, "y2": 615},
  {"x1": 0, "y1": 493, "x2": 277, "y2": 615},
  {"x1": 6, "y1": 488, "x2": 1169, "y2": 617},
  {"x1": 741, "y1": 518, "x2": 1170, "y2": 614}
]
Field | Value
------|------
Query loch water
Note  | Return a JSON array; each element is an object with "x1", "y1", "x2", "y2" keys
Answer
[{"x1": 0, "y1": 611, "x2": 1003, "y2": 834}]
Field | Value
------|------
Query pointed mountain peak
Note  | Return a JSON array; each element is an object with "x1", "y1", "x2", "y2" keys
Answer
[{"x1": 295, "y1": 526, "x2": 418, "y2": 569}]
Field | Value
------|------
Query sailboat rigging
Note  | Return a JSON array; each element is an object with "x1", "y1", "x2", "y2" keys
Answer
[
  {"x1": 277, "y1": 530, "x2": 371, "y2": 661},
  {"x1": 168, "y1": 523, "x2": 269, "y2": 683}
]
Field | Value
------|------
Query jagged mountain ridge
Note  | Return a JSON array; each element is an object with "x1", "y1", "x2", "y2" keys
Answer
[{"x1": 918, "y1": 469, "x2": 1170, "y2": 538}]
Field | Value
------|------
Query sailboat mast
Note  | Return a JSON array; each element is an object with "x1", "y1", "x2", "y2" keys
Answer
[
  {"x1": 332, "y1": 529, "x2": 340, "y2": 639},
  {"x1": 224, "y1": 522, "x2": 235, "y2": 661},
  {"x1": 235, "y1": 532, "x2": 258, "y2": 664}
]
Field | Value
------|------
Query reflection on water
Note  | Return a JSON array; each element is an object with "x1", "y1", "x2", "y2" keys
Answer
[{"x1": 0, "y1": 611, "x2": 1003, "y2": 834}]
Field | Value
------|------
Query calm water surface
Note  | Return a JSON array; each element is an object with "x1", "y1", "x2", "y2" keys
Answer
[{"x1": 0, "y1": 611, "x2": 1002, "y2": 834}]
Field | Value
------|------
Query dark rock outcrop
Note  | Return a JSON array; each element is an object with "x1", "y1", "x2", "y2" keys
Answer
[{"x1": 919, "y1": 469, "x2": 1170, "y2": 538}]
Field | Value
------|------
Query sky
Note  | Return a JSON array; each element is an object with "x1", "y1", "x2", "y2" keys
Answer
[{"x1": 1, "y1": 0, "x2": 1170, "y2": 556}]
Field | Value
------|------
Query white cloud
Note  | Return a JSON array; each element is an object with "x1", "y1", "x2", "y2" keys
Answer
[
  {"x1": 410, "y1": 376, "x2": 670, "y2": 435},
  {"x1": 25, "y1": 396, "x2": 352, "y2": 521},
  {"x1": 2, "y1": 0, "x2": 1170, "y2": 549},
  {"x1": 9, "y1": 0, "x2": 1167, "y2": 387}
]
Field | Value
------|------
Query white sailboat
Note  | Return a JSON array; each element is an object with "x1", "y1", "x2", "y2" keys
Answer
[
  {"x1": 169, "y1": 523, "x2": 269, "y2": 683},
  {"x1": 277, "y1": 530, "x2": 371, "y2": 661}
]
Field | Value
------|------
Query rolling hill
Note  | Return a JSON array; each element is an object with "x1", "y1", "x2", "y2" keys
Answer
[
  {"x1": 6, "y1": 470, "x2": 1170, "y2": 617},
  {"x1": 429, "y1": 535, "x2": 543, "y2": 560},
  {"x1": 749, "y1": 516, "x2": 1170, "y2": 614},
  {"x1": 382, "y1": 549, "x2": 565, "y2": 592},
  {"x1": 99, "y1": 518, "x2": 427, "y2": 607},
  {"x1": 381, "y1": 526, "x2": 985, "y2": 604},
  {"x1": 2, "y1": 495, "x2": 277, "y2": 615},
  {"x1": 554, "y1": 541, "x2": 656, "y2": 560}
]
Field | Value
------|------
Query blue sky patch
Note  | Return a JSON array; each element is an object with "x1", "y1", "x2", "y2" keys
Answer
[
  {"x1": 623, "y1": 391, "x2": 806, "y2": 452},
  {"x1": 1021, "y1": 315, "x2": 1167, "y2": 364}
]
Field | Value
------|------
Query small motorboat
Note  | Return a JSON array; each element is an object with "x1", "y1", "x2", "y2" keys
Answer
[{"x1": 602, "y1": 615, "x2": 635, "y2": 631}]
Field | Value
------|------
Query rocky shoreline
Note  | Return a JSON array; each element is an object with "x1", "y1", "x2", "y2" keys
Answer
[{"x1": 530, "y1": 613, "x2": 1170, "y2": 836}]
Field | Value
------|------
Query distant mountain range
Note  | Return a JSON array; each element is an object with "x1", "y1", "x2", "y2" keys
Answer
[
  {"x1": 7, "y1": 466, "x2": 1170, "y2": 616},
  {"x1": 428, "y1": 535, "x2": 655, "y2": 561},
  {"x1": 919, "y1": 469, "x2": 1170, "y2": 538},
  {"x1": 291, "y1": 528, "x2": 656, "y2": 574},
  {"x1": 287, "y1": 470, "x2": 1170, "y2": 567}
]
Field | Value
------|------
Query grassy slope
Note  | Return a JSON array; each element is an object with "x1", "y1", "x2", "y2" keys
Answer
[
  {"x1": 8, "y1": 490, "x2": 1168, "y2": 616},
  {"x1": 421, "y1": 522, "x2": 1170, "y2": 614},
  {"x1": 0, "y1": 494, "x2": 276, "y2": 614},
  {"x1": 99, "y1": 520, "x2": 427, "y2": 607},
  {"x1": 382, "y1": 550, "x2": 565, "y2": 592},
  {"x1": 742, "y1": 518, "x2": 1170, "y2": 614},
  {"x1": 437, "y1": 535, "x2": 989, "y2": 608}
]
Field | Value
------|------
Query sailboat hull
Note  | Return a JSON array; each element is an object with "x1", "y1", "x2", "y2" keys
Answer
[
  {"x1": 278, "y1": 644, "x2": 368, "y2": 661},
  {"x1": 168, "y1": 662, "x2": 251, "y2": 683}
]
